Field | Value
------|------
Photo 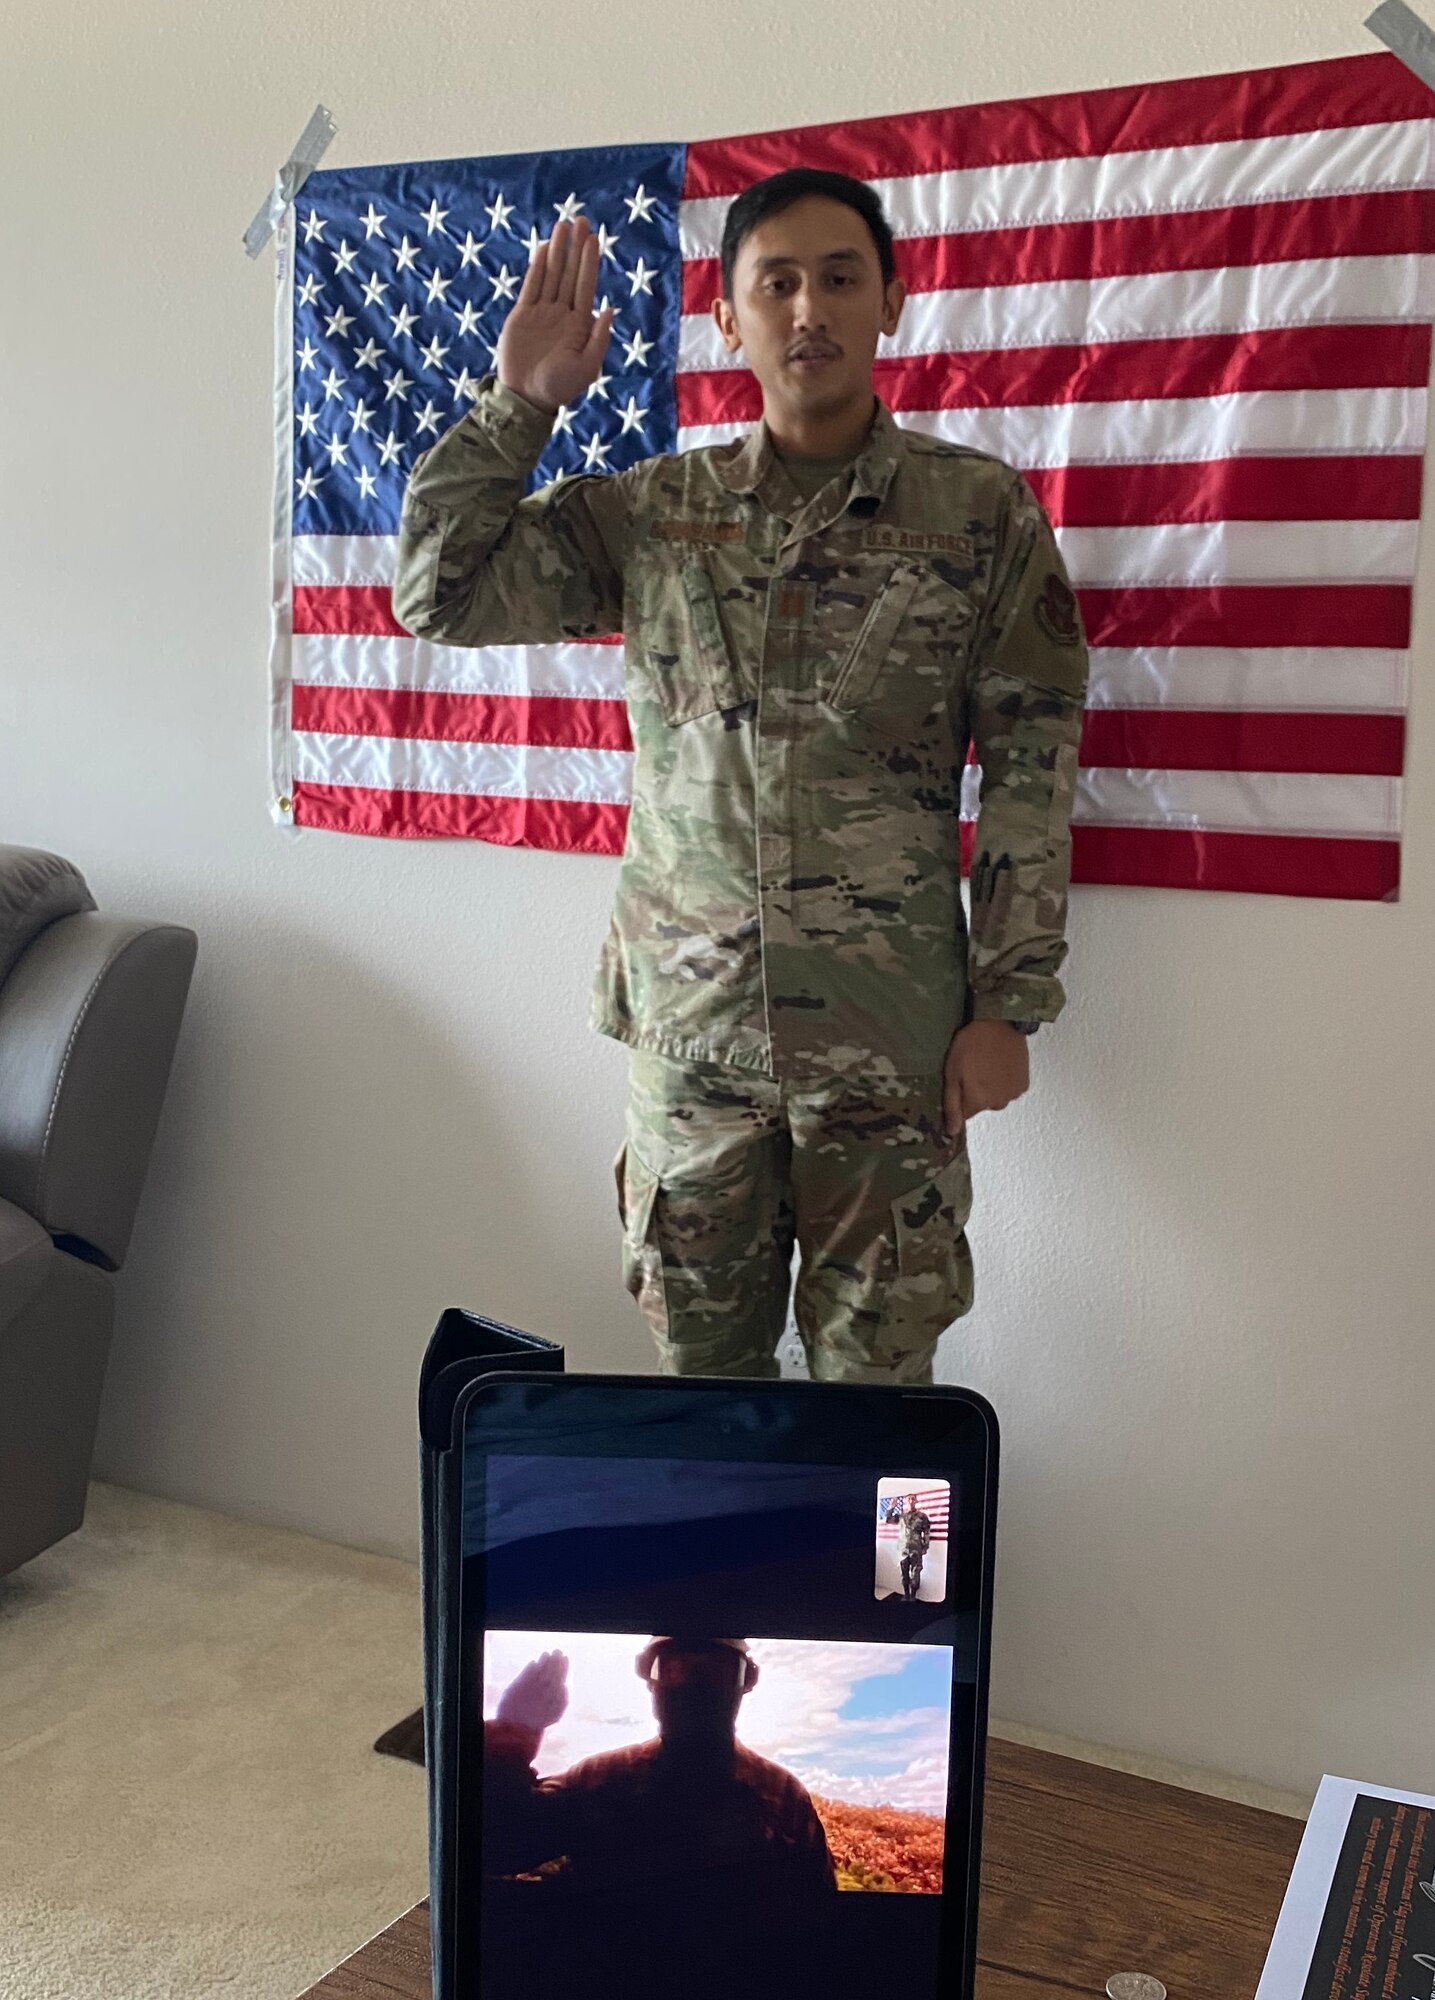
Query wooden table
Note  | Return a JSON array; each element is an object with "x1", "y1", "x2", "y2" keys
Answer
[{"x1": 301, "y1": 1739, "x2": 1304, "y2": 1998}]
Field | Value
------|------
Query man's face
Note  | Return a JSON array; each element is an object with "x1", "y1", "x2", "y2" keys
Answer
[
  {"x1": 712, "y1": 194, "x2": 905, "y2": 418},
  {"x1": 646, "y1": 1643, "x2": 749, "y2": 1743}
]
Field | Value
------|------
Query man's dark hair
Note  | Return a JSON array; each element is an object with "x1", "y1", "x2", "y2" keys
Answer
[{"x1": 719, "y1": 167, "x2": 896, "y2": 299}]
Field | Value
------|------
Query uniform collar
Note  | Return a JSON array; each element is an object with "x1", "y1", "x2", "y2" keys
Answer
[{"x1": 714, "y1": 389, "x2": 906, "y2": 510}]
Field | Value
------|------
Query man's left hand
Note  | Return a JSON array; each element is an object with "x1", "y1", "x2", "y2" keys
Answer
[{"x1": 942, "y1": 1020, "x2": 1031, "y2": 1138}]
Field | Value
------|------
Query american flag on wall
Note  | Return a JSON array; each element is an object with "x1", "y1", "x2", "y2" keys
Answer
[
  {"x1": 876, "y1": 1487, "x2": 951, "y2": 1540},
  {"x1": 268, "y1": 51, "x2": 1435, "y2": 899}
]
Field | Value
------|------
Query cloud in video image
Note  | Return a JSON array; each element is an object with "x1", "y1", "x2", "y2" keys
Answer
[
  {"x1": 874, "y1": 1478, "x2": 949, "y2": 1605},
  {"x1": 482, "y1": 1629, "x2": 950, "y2": 1893}
]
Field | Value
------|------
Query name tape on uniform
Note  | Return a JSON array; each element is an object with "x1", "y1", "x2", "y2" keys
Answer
[{"x1": 647, "y1": 518, "x2": 975, "y2": 562}]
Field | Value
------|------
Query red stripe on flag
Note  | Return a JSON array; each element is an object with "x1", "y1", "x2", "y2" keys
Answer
[
  {"x1": 1076, "y1": 584, "x2": 1410, "y2": 649},
  {"x1": 1071, "y1": 824, "x2": 1401, "y2": 899},
  {"x1": 886, "y1": 326, "x2": 1432, "y2": 417},
  {"x1": 293, "y1": 585, "x2": 625, "y2": 643},
  {"x1": 1079, "y1": 709, "x2": 1406, "y2": 777},
  {"x1": 682, "y1": 53, "x2": 1428, "y2": 194},
  {"x1": 904, "y1": 188, "x2": 1435, "y2": 291},
  {"x1": 292, "y1": 684, "x2": 633, "y2": 751},
  {"x1": 293, "y1": 688, "x2": 1405, "y2": 775},
  {"x1": 676, "y1": 325, "x2": 1433, "y2": 430},
  {"x1": 680, "y1": 190, "x2": 1435, "y2": 315},
  {"x1": 1022, "y1": 454, "x2": 1424, "y2": 528},
  {"x1": 295, "y1": 794, "x2": 1403, "y2": 893},
  {"x1": 959, "y1": 819, "x2": 1400, "y2": 898},
  {"x1": 294, "y1": 585, "x2": 423, "y2": 638},
  {"x1": 291, "y1": 783, "x2": 629, "y2": 854}
]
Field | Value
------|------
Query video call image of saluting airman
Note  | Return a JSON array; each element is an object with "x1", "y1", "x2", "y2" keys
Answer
[
  {"x1": 394, "y1": 165, "x2": 1089, "y2": 1386},
  {"x1": 874, "y1": 1477, "x2": 950, "y2": 1603}
]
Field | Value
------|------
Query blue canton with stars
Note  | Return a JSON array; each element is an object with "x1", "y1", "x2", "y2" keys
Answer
[{"x1": 289, "y1": 140, "x2": 686, "y2": 536}]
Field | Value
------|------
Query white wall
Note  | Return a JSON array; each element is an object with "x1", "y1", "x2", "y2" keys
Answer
[{"x1": 4, "y1": 0, "x2": 1433, "y2": 1801}]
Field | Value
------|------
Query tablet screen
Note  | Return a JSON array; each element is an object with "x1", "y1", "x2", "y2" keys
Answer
[{"x1": 456, "y1": 1379, "x2": 993, "y2": 2000}]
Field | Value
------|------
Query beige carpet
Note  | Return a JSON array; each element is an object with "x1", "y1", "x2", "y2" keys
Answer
[{"x1": 0, "y1": 1483, "x2": 428, "y2": 2000}]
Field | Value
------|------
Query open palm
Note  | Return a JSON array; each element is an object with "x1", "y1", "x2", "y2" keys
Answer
[
  {"x1": 496, "y1": 1649, "x2": 570, "y2": 1733},
  {"x1": 496, "y1": 216, "x2": 615, "y2": 416}
]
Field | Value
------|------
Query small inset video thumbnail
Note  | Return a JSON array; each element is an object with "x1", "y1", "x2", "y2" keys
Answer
[{"x1": 874, "y1": 1478, "x2": 950, "y2": 1604}]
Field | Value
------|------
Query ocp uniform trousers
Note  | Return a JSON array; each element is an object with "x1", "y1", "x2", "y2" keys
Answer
[{"x1": 614, "y1": 1050, "x2": 975, "y2": 1383}]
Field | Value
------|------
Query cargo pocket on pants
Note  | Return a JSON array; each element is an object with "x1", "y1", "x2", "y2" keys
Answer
[{"x1": 891, "y1": 1147, "x2": 975, "y2": 1320}]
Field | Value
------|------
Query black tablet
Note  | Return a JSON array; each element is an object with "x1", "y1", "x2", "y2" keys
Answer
[{"x1": 442, "y1": 1371, "x2": 998, "y2": 2000}]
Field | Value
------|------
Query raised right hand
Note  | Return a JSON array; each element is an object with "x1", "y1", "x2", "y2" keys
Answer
[
  {"x1": 495, "y1": 216, "x2": 616, "y2": 417},
  {"x1": 496, "y1": 1649, "x2": 570, "y2": 1733}
]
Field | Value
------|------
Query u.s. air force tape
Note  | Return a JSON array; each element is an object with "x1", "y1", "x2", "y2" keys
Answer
[
  {"x1": 1366, "y1": 0, "x2": 1435, "y2": 91},
  {"x1": 243, "y1": 104, "x2": 337, "y2": 259}
]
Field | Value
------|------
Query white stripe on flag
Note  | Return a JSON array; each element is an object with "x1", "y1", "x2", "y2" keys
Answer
[
  {"x1": 292, "y1": 632, "x2": 626, "y2": 700},
  {"x1": 886, "y1": 385, "x2": 1430, "y2": 468},
  {"x1": 293, "y1": 535, "x2": 399, "y2": 587},
  {"x1": 291, "y1": 639, "x2": 1412, "y2": 722},
  {"x1": 1086, "y1": 647, "x2": 1409, "y2": 713},
  {"x1": 677, "y1": 119, "x2": 1433, "y2": 253},
  {"x1": 290, "y1": 731, "x2": 634, "y2": 802},
  {"x1": 677, "y1": 386, "x2": 1428, "y2": 469},
  {"x1": 958, "y1": 764, "x2": 1403, "y2": 836},
  {"x1": 299, "y1": 735, "x2": 1403, "y2": 838},
  {"x1": 295, "y1": 521, "x2": 1423, "y2": 592},
  {"x1": 1054, "y1": 519, "x2": 1421, "y2": 586},
  {"x1": 679, "y1": 256, "x2": 1435, "y2": 373}
]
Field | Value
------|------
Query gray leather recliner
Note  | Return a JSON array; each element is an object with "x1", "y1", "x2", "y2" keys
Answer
[{"x1": 0, "y1": 846, "x2": 197, "y2": 1578}]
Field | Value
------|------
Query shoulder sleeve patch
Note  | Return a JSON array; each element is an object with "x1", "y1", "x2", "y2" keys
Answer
[{"x1": 1033, "y1": 571, "x2": 1080, "y2": 646}]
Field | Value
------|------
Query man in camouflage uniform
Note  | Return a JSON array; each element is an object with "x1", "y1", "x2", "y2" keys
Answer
[
  {"x1": 898, "y1": 1495, "x2": 932, "y2": 1601},
  {"x1": 394, "y1": 167, "x2": 1089, "y2": 1386}
]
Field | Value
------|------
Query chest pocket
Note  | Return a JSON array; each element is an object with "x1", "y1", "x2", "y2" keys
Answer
[
  {"x1": 824, "y1": 560, "x2": 923, "y2": 714},
  {"x1": 821, "y1": 556, "x2": 975, "y2": 740},
  {"x1": 634, "y1": 551, "x2": 747, "y2": 724}
]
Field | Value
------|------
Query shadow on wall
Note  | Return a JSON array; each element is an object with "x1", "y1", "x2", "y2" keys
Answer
[{"x1": 90, "y1": 911, "x2": 652, "y2": 1553}]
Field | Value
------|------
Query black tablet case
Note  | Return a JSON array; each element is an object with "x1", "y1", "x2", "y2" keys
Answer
[{"x1": 419, "y1": 1306, "x2": 565, "y2": 2000}]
